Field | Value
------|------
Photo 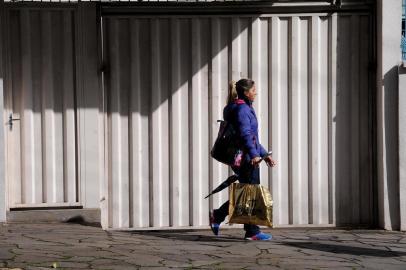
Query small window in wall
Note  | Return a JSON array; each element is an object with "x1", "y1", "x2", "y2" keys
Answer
[{"x1": 403, "y1": 0, "x2": 406, "y2": 60}]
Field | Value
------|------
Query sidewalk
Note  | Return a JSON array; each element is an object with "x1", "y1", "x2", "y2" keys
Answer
[{"x1": 0, "y1": 222, "x2": 406, "y2": 270}]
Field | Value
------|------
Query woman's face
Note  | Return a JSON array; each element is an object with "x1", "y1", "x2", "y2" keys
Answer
[{"x1": 244, "y1": 85, "x2": 257, "y2": 102}]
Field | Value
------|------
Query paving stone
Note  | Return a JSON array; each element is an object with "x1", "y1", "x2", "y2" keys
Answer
[
  {"x1": 257, "y1": 258, "x2": 282, "y2": 265},
  {"x1": 215, "y1": 244, "x2": 261, "y2": 257},
  {"x1": 398, "y1": 238, "x2": 406, "y2": 243},
  {"x1": 191, "y1": 260, "x2": 221, "y2": 268},
  {"x1": 213, "y1": 262, "x2": 255, "y2": 269},
  {"x1": 168, "y1": 244, "x2": 224, "y2": 252},
  {"x1": 62, "y1": 247, "x2": 118, "y2": 258},
  {"x1": 3, "y1": 263, "x2": 31, "y2": 269},
  {"x1": 124, "y1": 255, "x2": 163, "y2": 267},
  {"x1": 184, "y1": 253, "x2": 219, "y2": 261},
  {"x1": 92, "y1": 262, "x2": 140, "y2": 270},
  {"x1": 246, "y1": 265, "x2": 280, "y2": 270},
  {"x1": 32, "y1": 261, "x2": 90, "y2": 269},
  {"x1": 1, "y1": 223, "x2": 406, "y2": 270},
  {"x1": 356, "y1": 233, "x2": 402, "y2": 240},
  {"x1": 57, "y1": 261, "x2": 91, "y2": 268},
  {"x1": 160, "y1": 260, "x2": 193, "y2": 268},
  {"x1": 11, "y1": 249, "x2": 66, "y2": 259},
  {"x1": 90, "y1": 258, "x2": 118, "y2": 265},
  {"x1": 14, "y1": 254, "x2": 67, "y2": 263},
  {"x1": 107, "y1": 245, "x2": 140, "y2": 256},
  {"x1": 17, "y1": 267, "x2": 45, "y2": 270},
  {"x1": 7, "y1": 239, "x2": 63, "y2": 247},
  {"x1": 0, "y1": 249, "x2": 15, "y2": 260},
  {"x1": 278, "y1": 259, "x2": 360, "y2": 269},
  {"x1": 358, "y1": 260, "x2": 406, "y2": 270},
  {"x1": 16, "y1": 243, "x2": 69, "y2": 252},
  {"x1": 139, "y1": 267, "x2": 178, "y2": 270},
  {"x1": 64, "y1": 256, "x2": 96, "y2": 262}
]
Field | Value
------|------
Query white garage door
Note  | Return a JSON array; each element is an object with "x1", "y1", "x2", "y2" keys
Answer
[
  {"x1": 4, "y1": 8, "x2": 79, "y2": 209},
  {"x1": 102, "y1": 12, "x2": 373, "y2": 229}
]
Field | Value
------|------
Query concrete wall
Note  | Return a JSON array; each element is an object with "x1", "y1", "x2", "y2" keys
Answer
[{"x1": 377, "y1": 0, "x2": 403, "y2": 230}]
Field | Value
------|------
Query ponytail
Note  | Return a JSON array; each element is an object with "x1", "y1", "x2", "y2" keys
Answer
[{"x1": 227, "y1": 80, "x2": 238, "y2": 104}]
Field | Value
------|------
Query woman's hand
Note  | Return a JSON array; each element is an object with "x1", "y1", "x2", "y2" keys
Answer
[
  {"x1": 264, "y1": 156, "x2": 277, "y2": 167},
  {"x1": 250, "y1": 157, "x2": 262, "y2": 167}
]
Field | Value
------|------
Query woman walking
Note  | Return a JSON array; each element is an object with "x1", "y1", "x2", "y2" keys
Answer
[{"x1": 210, "y1": 79, "x2": 276, "y2": 241}]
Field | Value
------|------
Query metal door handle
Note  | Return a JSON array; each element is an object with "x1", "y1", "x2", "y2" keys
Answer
[{"x1": 7, "y1": 113, "x2": 20, "y2": 131}]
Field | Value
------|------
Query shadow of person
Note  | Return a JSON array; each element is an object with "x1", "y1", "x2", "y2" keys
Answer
[
  {"x1": 127, "y1": 230, "x2": 247, "y2": 243},
  {"x1": 283, "y1": 241, "x2": 406, "y2": 257}
]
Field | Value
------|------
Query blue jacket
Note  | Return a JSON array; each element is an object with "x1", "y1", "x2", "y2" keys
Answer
[{"x1": 223, "y1": 99, "x2": 268, "y2": 160}]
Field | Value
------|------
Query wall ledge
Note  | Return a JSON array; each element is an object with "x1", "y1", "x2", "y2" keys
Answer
[{"x1": 4, "y1": 208, "x2": 101, "y2": 226}]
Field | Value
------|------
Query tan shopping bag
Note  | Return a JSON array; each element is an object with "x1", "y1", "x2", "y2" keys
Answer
[{"x1": 228, "y1": 183, "x2": 273, "y2": 227}]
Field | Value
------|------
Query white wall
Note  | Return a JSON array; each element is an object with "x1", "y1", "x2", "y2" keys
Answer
[
  {"x1": 0, "y1": 0, "x2": 5, "y2": 222},
  {"x1": 102, "y1": 13, "x2": 374, "y2": 230},
  {"x1": 77, "y1": 3, "x2": 103, "y2": 209},
  {"x1": 377, "y1": 0, "x2": 403, "y2": 230}
]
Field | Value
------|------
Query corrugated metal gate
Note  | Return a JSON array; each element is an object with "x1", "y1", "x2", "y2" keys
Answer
[
  {"x1": 4, "y1": 8, "x2": 79, "y2": 208},
  {"x1": 102, "y1": 10, "x2": 374, "y2": 229}
]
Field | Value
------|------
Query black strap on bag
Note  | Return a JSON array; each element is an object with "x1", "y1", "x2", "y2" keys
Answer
[{"x1": 210, "y1": 120, "x2": 241, "y2": 166}]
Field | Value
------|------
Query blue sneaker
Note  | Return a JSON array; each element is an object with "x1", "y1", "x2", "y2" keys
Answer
[
  {"x1": 209, "y1": 211, "x2": 220, "y2": 236},
  {"x1": 245, "y1": 232, "x2": 272, "y2": 241}
]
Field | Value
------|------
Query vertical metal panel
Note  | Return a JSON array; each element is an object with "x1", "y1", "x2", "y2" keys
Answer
[
  {"x1": 20, "y1": 9, "x2": 38, "y2": 204},
  {"x1": 359, "y1": 15, "x2": 372, "y2": 225},
  {"x1": 129, "y1": 19, "x2": 151, "y2": 228},
  {"x1": 103, "y1": 13, "x2": 373, "y2": 229},
  {"x1": 334, "y1": 14, "x2": 373, "y2": 226},
  {"x1": 232, "y1": 18, "x2": 249, "y2": 80},
  {"x1": 210, "y1": 18, "x2": 229, "y2": 213},
  {"x1": 108, "y1": 19, "x2": 130, "y2": 228},
  {"x1": 8, "y1": 10, "x2": 22, "y2": 206},
  {"x1": 62, "y1": 11, "x2": 76, "y2": 204},
  {"x1": 271, "y1": 17, "x2": 290, "y2": 225},
  {"x1": 311, "y1": 16, "x2": 330, "y2": 225},
  {"x1": 42, "y1": 11, "x2": 57, "y2": 203},
  {"x1": 6, "y1": 9, "x2": 78, "y2": 208},
  {"x1": 0, "y1": 0, "x2": 6, "y2": 222},
  {"x1": 151, "y1": 19, "x2": 170, "y2": 227},
  {"x1": 291, "y1": 16, "x2": 309, "y2": 225},
  {"x1": 319, "y1": 17, "x2": 330, "y2": 224},
  {"x1": 329, "y1": 13, "x2": 338, "y2": 225},
  {"x1": 252, "y1": 18, "x2": 270, "y2": 191},
  {"x1": 191, "y1": 18, "x2": 210, "y2": 226},
  {"x1": 336, "y1": 15, "x2": 351, "y2": 225},
  {"x1": 350, "y1": 15, "x2": 361, "y2": 224},
  {"x1": 171, "y1": 18, "x2": 190, "y2": 227}
]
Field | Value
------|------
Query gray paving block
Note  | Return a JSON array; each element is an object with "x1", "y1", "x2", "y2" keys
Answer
[{"x1": 1, "y1": 223, "x2": 406, "y2": 270}]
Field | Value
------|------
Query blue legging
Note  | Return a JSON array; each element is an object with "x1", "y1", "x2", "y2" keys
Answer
[{"x1": 213, "y1": 161, "x2": 260, "y2": 237}]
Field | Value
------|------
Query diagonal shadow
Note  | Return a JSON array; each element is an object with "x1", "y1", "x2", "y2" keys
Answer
[
  {"x1": 128, "y1": 230, "x2": 247, "y2": 243},
  {"x1": 103, "y1": 15, "x2": 256, "y2": 115},
  {"x1": 283, "y1": 241, "x2": 406, "y2": 257}
]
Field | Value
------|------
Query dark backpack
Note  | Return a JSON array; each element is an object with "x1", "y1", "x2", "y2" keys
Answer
[{"x1": 210, "y1": 120, "x2": 243, "y2": 167}]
